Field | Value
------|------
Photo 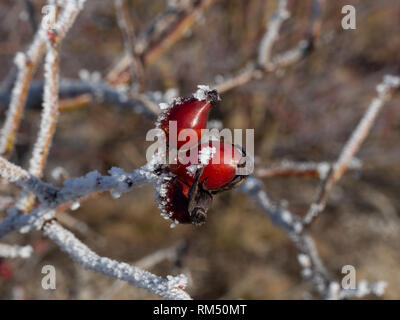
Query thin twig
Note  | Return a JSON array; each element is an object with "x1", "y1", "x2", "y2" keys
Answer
[
  {"x1": 18, "y1": 1, "x2": 87, "y2": 212},
  {"x1": 114, "y1": 0, "x2": 145, "y2": 91},
  {"x1": 43, "y1": 221, "x2": 191, "y2": 300},
  {"x1": 255, "y1": 158, "x2": 361, "y2": 179},
  {"x1": 257, "y1": 0, "x2": 290, "y2": 68},
  {"x1": 214, "y1": 0, "x2": 324, "y2": 94},
  {"x1": 0, "y1": 33, "x2": 46, "y2": 157},
  {"x1": 303, "y1": 75, "x2": 400, "y2": 227},
  {"x1": 106, "y1": 0, "x2": 216, "y2": 85},
  {"x1": 0, "y1": 79, "x2": 158, "y2": 119},
  {"x1": 99, "y1": 241, "x2": 189, "y2": 299},
  {"x1": 240, "y1": 175, "x2": 386, "y2": 299}
]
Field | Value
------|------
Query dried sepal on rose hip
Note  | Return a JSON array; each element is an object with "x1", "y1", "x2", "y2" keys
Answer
[
  {"x1": 156, "y1": 85, "x2": 220, "y2": 150},
  {"x1": 157, "y1": 172, "x2": 213, "y2": 227}
]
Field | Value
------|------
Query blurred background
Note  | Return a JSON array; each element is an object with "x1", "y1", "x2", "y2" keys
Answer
[{"x1": 0, "y1": 0, "x2": 399, "y2": 299}]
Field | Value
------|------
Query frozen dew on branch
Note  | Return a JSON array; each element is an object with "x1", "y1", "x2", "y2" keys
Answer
[
  {"x1": 0, "y1": 244, "x2": 33, "y2": 259},
  {"x1": 43, "y1": 221, "x2": 191, "y2": 300}
]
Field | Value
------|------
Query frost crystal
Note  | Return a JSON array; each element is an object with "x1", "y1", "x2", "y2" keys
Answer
[
  {"x1": 199, "y1": 146, "x2": 216, "y2": 165},
  {"x1": 186, "y1": 164, "x2": 200, "y2": 177},
  {"x1": 14, "y1": 52, "x2": 27, "y2": 69},
  {"x1": 159, "y1": 103, "x2": 170, "y2": 110},
  {"x1": 297, "y1": 254, "x2": 311, "y2": 268},
  {"x1": 193, "y1": 85, "x2": 212, "y2": 101}
]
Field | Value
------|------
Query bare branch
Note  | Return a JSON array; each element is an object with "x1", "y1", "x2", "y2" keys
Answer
[
  {"x1": 0, "y1": 79, "x2": 158, "y2": 119},
  {"x1": 106, "y1": 0, "x2": 216, "y2": 85},
  {"x1": 215, "y1": 0, "x2": 324, "y2": 94},
  {"x1": 114, "y1": 0, "x2": 145, "y2": 91},
  {"x1": 240, "y1": 175, "x2": 386, "y2": 299},
  {"x1": 255, "y1": 158, "x2": 361, "y2": 179},
  {"x1": 43, "y1": 221, "x2": 191, "y2": 300},
  {"x1": 257, "y1": 0, "x2": 290, "y2": 68},
  {"x1": 303, "y1": 75, "x2": 400, "y2": 227},
  {"x1": 16, "y1": 0, "x2": 87, "y2": 212}
]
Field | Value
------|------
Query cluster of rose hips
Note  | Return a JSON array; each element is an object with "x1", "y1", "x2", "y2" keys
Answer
[{"x1": 155, "y1": 87, "x2": 248, "y2": 226}]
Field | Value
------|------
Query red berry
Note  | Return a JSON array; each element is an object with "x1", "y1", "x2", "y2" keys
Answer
[
  {"x1": 157, "y1": 87, "x2": 219, "y2": 150},
  {"x1": 170, "y1": 141, "x2": 244, "y2": 190}
]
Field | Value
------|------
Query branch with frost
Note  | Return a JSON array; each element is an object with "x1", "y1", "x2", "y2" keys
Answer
[
  {"x1": 240, "y1": 175, "x2": 386, "y2": 299},
  {"x1": 239, "y1": 75, "x2": 399, "y2": 298},
  {"x1": 257, "y1": 0, "x2": 290, "y2": 68},
  {"x1": 106, "y1": 0, "x2": 216, "y2": 85},
  {"x1": 100, "y1": 241, "x2": 189, "y2": 299},
  {"x1": 303, "y1": 75, "x2": 400, "y2": 227},
  {"x1": 0, "y1": 0, "x2": 69, "y2": 157},
  {"x1": 255, "y1": 158, "x2": 361, "y2": 179},
  {"x1": 0, "y1": 30, "x2": 45, "y2": 157},
  {"x1": 333, "y1": 281, "x2": 387, "y2": 300},
  {"x1": 0, "y1": 244, "x2": 33, "y2": 259},
  {"x1": 214, "y1": 0, "x2": 324, "y2": 93},
  {"x1": 43, "y1": 221, "x2": 191, "y2": 300},
  {"x1": 30, "y1": 0, "x2": 87, "y2": 178},
  {"x1": 0, "y1": 156, "x2": 190, "y2": 299},
  {"x1": 0, "y1": 79, "x2": 159, "y2": 119},
  {"x1": 0, "y1": 155, "x2": 156, "y2": 222},
  {"x1": 16, "y1": 0, "x2": 88, "y2": 212},
  {"x1": 114, "y1": 0, "x2": 145, "y2": 92}
]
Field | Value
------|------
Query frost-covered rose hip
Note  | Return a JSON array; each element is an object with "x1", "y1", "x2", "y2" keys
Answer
[
  {"x1": 170, "y1": 141, "x2": 245, "y2": 191},
  {"x1": 157, "y1": 86, "x2": 219, "y2": 150}
]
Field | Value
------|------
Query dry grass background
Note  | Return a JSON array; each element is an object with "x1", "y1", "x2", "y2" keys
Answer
[{"x1": 0, "y1": 0, "x2": 400, "y2": 299}]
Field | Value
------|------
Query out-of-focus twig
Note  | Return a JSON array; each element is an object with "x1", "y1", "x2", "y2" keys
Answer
[
  {"x1": 106, "y1": 0, "x2": 216, "y2": 85},
  {"x1": 257, "y1": 0, "x2": 290, "y2": 68},
  {"x1": 255, "y1": 158, "x2": 361, "y2": 179},
  {"x1": 303, "y1": 75, "x2": 400, "y2": 227},
  {"x1": 214, "y1": 0, "x2": 324, "y2": 93},
  {"x1": 114, "y1": 0, "x2": 145, "y2": 91},
  {"x1": 0, "y1": 79, "x2": 158, "y2": 119},
  {"x1": 240, "y1": 175, "x2": 386, "y2": 299},
  {"x1": 22, "y1": 0, "x2": 38, "y2": 33}
]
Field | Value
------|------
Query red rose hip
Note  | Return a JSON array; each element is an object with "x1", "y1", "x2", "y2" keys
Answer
[
  {"x1": 170, "y1": 141, "x2": 245, "y2": 191},
  {"x1": 157, "y1": 86, "x2": 219, "y2": 150}
]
